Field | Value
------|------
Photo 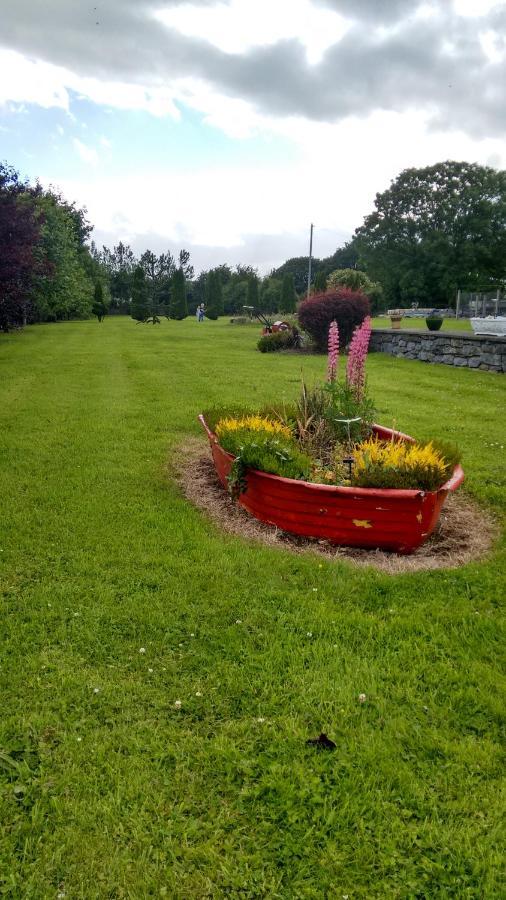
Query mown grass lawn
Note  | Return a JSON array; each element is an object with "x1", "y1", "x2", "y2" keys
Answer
[
  {"x1": 372, "y1": 316, "x2": 472, "y2": 332},
  {"x1": 0, "y1": 318, "x2": 505, "y2": 899}
]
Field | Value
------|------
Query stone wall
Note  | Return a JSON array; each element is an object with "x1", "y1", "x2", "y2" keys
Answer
[{"x1": 370, "y1": 329, "x2": 505, "y2": 372}]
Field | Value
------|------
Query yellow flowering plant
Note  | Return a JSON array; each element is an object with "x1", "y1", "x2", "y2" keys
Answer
[
  {"x1": 216, "y1": 415, "x2": 292, "y2": 442},
  {"x1": 352, "y1": 437, "x2": 448, "y2": 491},
  {"x1": 215, "y1": 414, "x2": 310, "y2": 497}
]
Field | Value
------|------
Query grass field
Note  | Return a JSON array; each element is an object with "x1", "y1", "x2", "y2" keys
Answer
[
  {"x1": 1, "y1": 318, "x2": 505, "y2": 898},
  {"x1": 372, "y1": 316, "x2": 472, "y2": 332}
]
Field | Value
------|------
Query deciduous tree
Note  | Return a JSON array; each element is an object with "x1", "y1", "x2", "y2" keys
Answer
[
  {"x1": 259, "y1": 277, "x2": 282, "y2": 313},
  {"x1": 247, "y1": 275, "x2": 259, "y2": 310},
  {"x1": 280, "y1": 273, "x2": 296, "y2": 313},
  {"x1": 32, "y1": 189, "x2": 94, "y2": 321},
  {"x1": 355, "y1": 161, "x2": 506, "y2": 306},
  {"x1": 327, "y1": 269, "x2": 384, "y2": 313},
  {"x1": 0, "y1": 164, "x2": 46, "y2": 331}
]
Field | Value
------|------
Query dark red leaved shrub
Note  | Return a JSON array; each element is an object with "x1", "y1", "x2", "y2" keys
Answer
[{"x1": 297, "y1": 288, "x2": 370, "y2": 351}]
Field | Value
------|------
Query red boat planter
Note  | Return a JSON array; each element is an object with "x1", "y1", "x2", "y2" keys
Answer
[{"x1": 198, "y1": 415, "x2": 464, "y2": 554}]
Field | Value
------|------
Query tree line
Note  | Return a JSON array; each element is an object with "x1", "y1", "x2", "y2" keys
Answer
[
  {"x1": 272, "y1": 161, "x2": 506, "y2": 309},
  {"x1": 1, "y1": 162, "x2": 100, "y2": 332},
  {"x1": 0, "y1": 160, "x2": 298, "y2": 331},
  {"x1": 94, "y1": 248, "x2": 299, "y2": 323},
  {"x1": 2, "y1": 158, "x2": 505, "y2": 332}
]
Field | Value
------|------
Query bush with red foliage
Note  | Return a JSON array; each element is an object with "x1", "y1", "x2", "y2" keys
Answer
[
  {"x1": 0, "y1": 164, "x2": 46, "y2": 332},
  {"x1": 297, "y1": 288, "x2": 370, "y2": 351}
]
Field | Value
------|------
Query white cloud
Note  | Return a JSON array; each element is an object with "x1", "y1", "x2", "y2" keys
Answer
[
  {"x1": 453, "y1": 0, "x2": 504, "y2": 17},
  {"x1": 2, "y1": 1, "x2": 506, "y2": 272},
  {"x1": 154, "y1": 0, "x2": 349, "y2": 64},
  {"x1": 480, "y1": 29, "x2": 506, "y2": 64},
  {"x1": 72, "y1": 137, "x2": 99, "y2": 165},
  {"x1": 0, "y1": 49, "x2": 69, "y2": 109},
  {"x1": 0, "y1": 49, "x2": 181, "y2": 119},
  {"x1": 47, "y1": 108, "x2": 506, "y2": 273}
]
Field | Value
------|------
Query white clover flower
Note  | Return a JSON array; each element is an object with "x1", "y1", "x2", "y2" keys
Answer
[
  {"x1": 174, "y1": 700, "x2": 182, "y2": 709},
  {"x1": 358, "y1": 693, "x2": 367, "y2": 703},
  {"x1": 235, "y1": 619, "x2": 242, "y2": 624},
  {"x1": 148, "y1": 668, "x2": 153, "y2": 673},
  {"x1": 93, "y1": 687, "x2": 100, "y2": 694},
  {"x1": 256, "y1": 717, "x2": 265, "y2": 723},
  {"x1": 139, "y1": 647, "x2": 146, "y2": 654},
  {"x1": 195, "y1": 691, "x2": 202, "y2": 697},
  {"x1": 307, "y1": 632, "x2": 313, "y2": 637}
]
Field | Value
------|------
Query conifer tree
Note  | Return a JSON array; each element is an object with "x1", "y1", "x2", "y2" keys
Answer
[
  {"x1": 92, "y1": 282, "x2": 108, "y2": 321},
  {"x1": 205, "y1": 270, "x2": 224, "y2": 320},
  {"x1": 313, "y1": 270, "x2": 327, "y2": 294},
  {"x1": 131, "y1": 266, "x2": 149, "y2": 322},
  {"x1": 169, "y1": 268, "x2": 188, "y2": 319}
]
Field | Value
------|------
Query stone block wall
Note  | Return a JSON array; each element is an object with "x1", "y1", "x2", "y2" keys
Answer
[{"x1": 370, "y1": 329, "x2": 505, "y2": 372}]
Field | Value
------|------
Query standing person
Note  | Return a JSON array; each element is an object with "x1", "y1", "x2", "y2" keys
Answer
[
  {"x1": 196, "y1": 304, "x2": 202, "y2": 322},
  {"x1": 198, "y1": 304, "x2": 205, "y2": 322}
]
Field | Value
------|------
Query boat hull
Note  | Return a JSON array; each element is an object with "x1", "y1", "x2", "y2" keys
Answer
[{"x1": 198, "y1": 416, "x2": 464, "y2": 554}]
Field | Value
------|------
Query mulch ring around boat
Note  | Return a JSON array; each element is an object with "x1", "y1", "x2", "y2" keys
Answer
[{"x1": 172, "y1": 438, "x2": 498, "y2": 575}]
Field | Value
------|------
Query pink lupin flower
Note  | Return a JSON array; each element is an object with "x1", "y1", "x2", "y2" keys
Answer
[
  {"x1": 327, "y1": 320, "x2": 340, "y2": 383},
  {"x1": 346, "y1": 316, "x2": 372, "y2": 400}
]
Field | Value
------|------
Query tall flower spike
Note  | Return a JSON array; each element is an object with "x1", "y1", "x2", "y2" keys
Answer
[
  {"x1": 346, "y1": 316, "x2": 372, "y2": 400},
  {"x1": 327, "y1": 320, "x2": 339, "y2": 383}
]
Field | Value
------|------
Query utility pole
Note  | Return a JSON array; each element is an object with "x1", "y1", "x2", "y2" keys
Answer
[{"x1": 307, "y1": 223, "x2": 314, "y2": 299}]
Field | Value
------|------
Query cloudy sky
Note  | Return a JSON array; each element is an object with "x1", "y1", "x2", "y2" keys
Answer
[{"x1": 1, "y1": 0, "x2": 506, "y2": 273}]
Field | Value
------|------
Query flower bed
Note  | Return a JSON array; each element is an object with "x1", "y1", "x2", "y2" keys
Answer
[
  {"x1": 200, "y1": 315, "x2": 464, "y2": 554},
  {"x1": 199, "y1": 415, "x2": 464, "y2": 554}
]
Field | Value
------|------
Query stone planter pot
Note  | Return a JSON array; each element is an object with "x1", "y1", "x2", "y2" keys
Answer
[
  {"x1": 426, "y1": 317, "x2": 443, "y2": 331},
  {"x1": 390, "y1": 315, "x2": 403, "y2": 329},
  {"x1": 198, "y1": 415, "x2": 464, "y2": 554}
]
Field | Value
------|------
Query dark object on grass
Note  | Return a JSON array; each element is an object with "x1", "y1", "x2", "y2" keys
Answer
[
  {"x1": 306, "y1": 733, "x2": 337, "y2": 750},
  {"x1": 426, "y1": 314, "x2": 443, "y2": 331}
]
